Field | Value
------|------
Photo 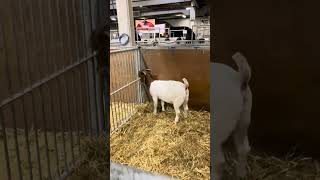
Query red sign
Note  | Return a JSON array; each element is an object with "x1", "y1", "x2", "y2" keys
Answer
[{"x1": 135, "y1": 19, "x2": 156, "y2": 31}]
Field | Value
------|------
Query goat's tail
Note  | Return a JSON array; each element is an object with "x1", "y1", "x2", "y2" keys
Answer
[
  {"x1": 182, "y1": 78, "x2": 189, "y2": 89},
  {"x1": 232, "y1": 52, "x2": 251, "y2": 88}
]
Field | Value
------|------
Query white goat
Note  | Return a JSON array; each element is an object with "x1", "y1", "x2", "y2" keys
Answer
[
  {"x1": 138, "y1": 69, "x2": 189, "y2": 124},
  {"x1": 211, "y1": 52, "x2": 252, "y2": 180}
]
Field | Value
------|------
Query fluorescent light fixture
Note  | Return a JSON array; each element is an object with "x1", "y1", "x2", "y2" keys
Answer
[
  {"x1": 176, "y1": 14, "x2": 183, "y2": 16},
  {"x1": 186, "y1": 7, "x2": 191, "y2": 10}
]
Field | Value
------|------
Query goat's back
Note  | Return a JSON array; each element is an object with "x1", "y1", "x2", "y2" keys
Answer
[
  {"x1": 150, "y1": 80, "x2": 187, "y2": 103},
  {"x1": 211, "y1": 63, "x2": 244, "y2": 144}
]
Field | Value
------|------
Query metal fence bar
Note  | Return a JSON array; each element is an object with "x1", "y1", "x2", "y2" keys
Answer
[
  {"x1": 58, "y1": 77, "x2": 69, "y2": 173},
  {"x1": 110, "y1": 48, "x2": 146, "y2": 133},
  {"x1": 40, "y1": 86, "x2": 53, "y2": 179},
  {"x1": 110, "y1": 79, "x2": 141, "y2": 96},
  {"x1": 70, "y1": 0, "x2": 82, "y2": 157},
  {"x1": 111, "y1": 47, "x2": 139, "y2": 54},
  {"x1": 50, "y1": 80, "x2": 61, "y2": 178},
  {"x1": 12, "y1": 0, "x2": 35, "y2": 179},
  {"x1": 0, "y1": 53, "x2": 97, "y2": 108},
  {"x1": 37, "y1": 0, "x2": 55, "y2": 178},
  {"x1": 0, "y1": 110, "x2": 12, "y2": 180},
  {"x1": 2, "y1": 3, "x2": 23, "y2": 177},
  {"x1": 1, "y1": 0, "x2": 104, "y2": 179}
]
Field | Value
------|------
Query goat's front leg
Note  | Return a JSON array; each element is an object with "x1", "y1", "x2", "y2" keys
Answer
[
  {"x1": 152, "y1": 96, "x2": 158, "y2": 115},
  {"x1": 161, "y1": 100, "x2": 165, "y2": 112}
]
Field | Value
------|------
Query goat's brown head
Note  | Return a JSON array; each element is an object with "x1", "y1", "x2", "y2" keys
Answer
[{"x1": 138, "y1": 69, "x2": 157, "y2": 87}]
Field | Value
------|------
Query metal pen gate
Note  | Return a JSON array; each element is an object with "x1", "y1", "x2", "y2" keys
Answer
[
  {"x1": 0, "y1": 0, "x2": 106, "y2": 179},
  {"x1": 110, "y1": 47, "x2": 145, "y2": 134}
]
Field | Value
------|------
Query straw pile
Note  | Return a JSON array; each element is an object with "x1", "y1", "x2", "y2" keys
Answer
[
  {"x1": 236, "y1": 152, "x2": 320, "y2": 180},
  {"x1": 68, "y1": 135, "x2": 108, "y2": 180},
  {"x1": 110, "y1": 103, "x2": 210, "y2": 180},
  {"x1": 223, "y1": 145, "x2": 320, "y2": 179}
]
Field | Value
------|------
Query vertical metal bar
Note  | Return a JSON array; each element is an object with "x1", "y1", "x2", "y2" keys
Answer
[
  {"x1": 62, "y1": 74, "x2": 75, "y2": 166},
  {"x1": 49, "y1": 80, "x2": 60, "y2": 178},
  {"x1": 85, "y1": 0, "x2": 98, "y2": 137},
  {"x1": 110, "y1": 95, "x2": 115, "y2": 132},
  {"x1": 120, "y1": 53, "x2": 126, "y2": 123},
  {"x1": 85, "y1": 60, "x2": 94, "y2": 136},
  {"x1": 58, "y1": 77, "x2": 69, "y2": 173},
  {"x1": 80, "y1": 64, "x2": 90, "y2": 136},
  {"x1": 117, "y1": 53, "x2": 125, "y2": 124},
  {"x1": 135, "y1": 50, "x2": 140, "y2": 104},
  {"x1": 61, "y1": 0, "x2": 76, "y2": 164},
  {"x1": 0, "y1": 110, "x2": 12, "y2": 180},
  {"x1": 75, "y1": 70, "x2": 82, "y2": 156},
  {"x1": 127, "y1": 66, "x2": 134, "y2": 115},
  {"x1": 39, "y1": 86, "x2": 52, "y2": 179},
  {"x1": 2, "y1": 5, "x2": 23, "y2": 178},
  {"x1": 23, "y1": 0, "x2": 43, "y2": 178},
  {"x1": 129, "y1": 51, "x2": 135, "y2": 113},
  {"x1": 12, "y1": 0, "x2": 34, "y2": 177},
  {"x1": 80, "y1": 0, "x2": 91, "y2": 136},
  {"x1": 109, "y1": 56, "x2": 116, "y2": 131},
  {"x1": 71, "y1": 0, "x2": 82, "y2": 156},
  {"x1": 92, "y1": 58, "x2": 101, "y2": 135},
  {"x1": 37, "y1": 0, "x2": 54, "y2": 178},
  {"x1": 68, "y1": 71, "x2": 76, "y2": 163},
  {"x1": 123, "y1": 53, "x2": 130, "y2": 119},
  {"x1": 128, "y1": 52, "x2": 133, "y2": 116},
  {"x1": 31, "y1": 93, "x2": 43, "y2": 180},
  {"x1": 46, "y1": 0, "x2": 60, "y2": 177}
]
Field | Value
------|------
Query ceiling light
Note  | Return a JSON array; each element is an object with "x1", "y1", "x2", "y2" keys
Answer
[
  {"x1": 176, "y1": 14, "x2": 183, "y2": 17},
  {"x1": 182, "y1": 15, "x2": 187, "y2": 18},
  {"x1": 186, "y1": 7, "x2": 191, "y2": 10},
  {"x1": 110, "y1": 16, "x2": 117, "y2": 21}
]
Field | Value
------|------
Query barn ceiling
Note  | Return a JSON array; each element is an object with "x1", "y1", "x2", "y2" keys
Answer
[{"x1": 110, "y1": 0, "x2": 209, "y2": 22}]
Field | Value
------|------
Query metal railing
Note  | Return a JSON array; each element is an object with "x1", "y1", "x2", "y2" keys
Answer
[
  {"x1": 110, "y1": 48, "x2": 145, "y2": 134},
  {"x1": 136, "y1": 39, "x2": 210, "y2": 48}
]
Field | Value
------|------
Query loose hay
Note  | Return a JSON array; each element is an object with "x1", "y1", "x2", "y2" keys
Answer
[
  {"x1": 243, "y1": 152, "x2": 320, "y2": 180},
  {"x1": 68, "y1": 135, "x2": 108, "y2": 180},
  {"x1": 110, "y1": 103, "x2": 210, "y2": 180},
  {"x1": 223, "y1": 148, "x2": 320, "y2": 180}
]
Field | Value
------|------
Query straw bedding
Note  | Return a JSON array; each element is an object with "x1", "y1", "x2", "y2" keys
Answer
[
  {"x1": 110, "y1": 103, "x2": 211, "y2": 180},
  {"x1": 223, "y1": 151, "x2": 320, "y2": 180},
  {"x1": 110, "y1": 103, "x2": 320, "y2": 180}
]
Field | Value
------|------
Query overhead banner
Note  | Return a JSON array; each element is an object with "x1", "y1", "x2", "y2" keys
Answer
[{"x1": 135, "y1": 19, "x2": 155, "y2": 33}]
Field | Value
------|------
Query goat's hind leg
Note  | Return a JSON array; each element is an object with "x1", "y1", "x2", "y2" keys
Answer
[
  {"x1": 152, "y1": 96, "x2": 158, "y2": 115},
  {"x1": 161, "y1": 100, "x2": 165, "y2": 112},
  {"x1": 173, "y1": 97, "x2": 184, "y2": 124}
]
